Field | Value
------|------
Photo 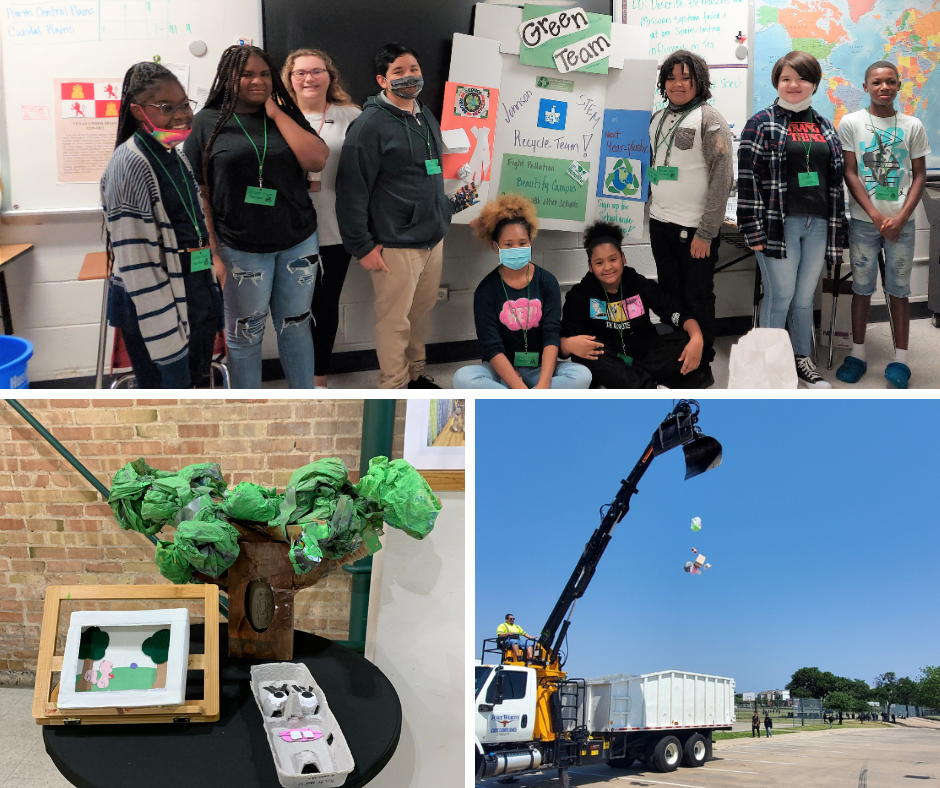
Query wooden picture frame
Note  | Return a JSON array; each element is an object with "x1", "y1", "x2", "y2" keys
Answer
[{"x1": 32, "y1": 584, "x2": 219, "y2": 726}]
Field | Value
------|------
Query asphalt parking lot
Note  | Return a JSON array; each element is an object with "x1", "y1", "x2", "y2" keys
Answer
[{"x1": 476, "y1": 727, "x2": 940, "y2": 787}]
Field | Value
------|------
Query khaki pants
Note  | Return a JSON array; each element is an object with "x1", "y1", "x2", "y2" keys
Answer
[{"x1": 370, "y1": 242, "x2": 443, "y2": 389}]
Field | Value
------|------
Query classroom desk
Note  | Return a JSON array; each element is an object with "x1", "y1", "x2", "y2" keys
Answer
[
  {"x1": 0, "y1": 243, "x2": 34, "y2": 335},
  {"x1": 77, "y1": 251, "x2": 109, "y2": 388}
]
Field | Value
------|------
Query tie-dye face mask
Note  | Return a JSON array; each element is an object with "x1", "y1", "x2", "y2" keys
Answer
[{"x1": 134, "y1": 108, "x2": 192, "y2": 148}]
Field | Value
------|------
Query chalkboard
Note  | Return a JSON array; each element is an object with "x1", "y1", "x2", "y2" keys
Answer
[
  {"x1": 0, "y1": 0, "x2": 262, "y2": 214},
  {"x1": 260, "y1": 0, "x2": 613, "y2": 125}
]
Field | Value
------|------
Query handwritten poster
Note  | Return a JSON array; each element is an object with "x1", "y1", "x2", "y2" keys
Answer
[
  {"x1": 54, "y1": 78, "x2": 121, "y2": 183},
  {"x1": 596, "y1": 197, "x2": 646, "y2": 239},
  {"x1": 440, "y1": 81, "x2": 499, "y2": 182},
  {"x1": 596, "y1": 109, "x2": 651, "y2": 202},
  {"x1": 520, "y1": 4, "x2": 612, "y2": 75},
  {"x1": 497, "y1": 153, "x2": 590, "y2": 222}
]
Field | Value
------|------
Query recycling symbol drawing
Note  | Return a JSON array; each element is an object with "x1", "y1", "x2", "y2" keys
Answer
[{"x1": 604, "y1": 158, "x2": 640, "y2": 198}]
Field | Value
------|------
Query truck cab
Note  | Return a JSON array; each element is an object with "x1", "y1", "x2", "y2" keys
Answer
[{"x1": 475, "y1": 663, "x2": 538, "y2": 745}]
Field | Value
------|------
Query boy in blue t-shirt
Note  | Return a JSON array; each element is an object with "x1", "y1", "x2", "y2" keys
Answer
[{"x1": 837, "y1": 60, "x2": 930, "y2": 389}]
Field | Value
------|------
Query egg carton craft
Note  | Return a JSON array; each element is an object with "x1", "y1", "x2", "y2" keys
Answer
[{"x1": 250, "y1": 662, "x2": 354, "y2": 788}]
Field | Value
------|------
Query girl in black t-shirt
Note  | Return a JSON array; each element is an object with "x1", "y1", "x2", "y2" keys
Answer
[
  {"x1": 101, "y1": 62, "x2": 222, "y2": 389},
  {"x1": 184, "y1": 45, "x2": 329, "y2": 389}
]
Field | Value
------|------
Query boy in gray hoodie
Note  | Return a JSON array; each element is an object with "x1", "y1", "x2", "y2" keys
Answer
[{"x1": 336, "y1": 43, "x2": 453, "y2": 389}]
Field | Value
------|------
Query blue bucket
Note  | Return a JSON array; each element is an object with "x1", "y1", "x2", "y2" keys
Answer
[{"x1": 0, "y1": 336, "x2": 33, "y2": 389}]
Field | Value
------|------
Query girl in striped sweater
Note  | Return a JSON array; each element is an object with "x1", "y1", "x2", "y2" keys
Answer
[{"x1": 101, "y1": 62, "x2": 222, "y2": 388}]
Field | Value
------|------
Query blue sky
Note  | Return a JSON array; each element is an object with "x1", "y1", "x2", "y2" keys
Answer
[{"x1": 475, "y1": 398, "x2": 939, "y2": 694}]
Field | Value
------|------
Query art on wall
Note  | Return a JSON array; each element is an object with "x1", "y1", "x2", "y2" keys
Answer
[
  {"x1": 404, "y1": 400, "x2": 466, "y2": 470},
  {"x1": 53, "y1": 78, "x2": 122, "y2": 183}
]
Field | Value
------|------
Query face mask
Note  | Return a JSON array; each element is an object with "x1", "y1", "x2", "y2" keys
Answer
[
  {"x1": 499, "y1": 246, "x2": 531, "y2": 270},
  {"x1": 387, "y1": 75, "x2": 424, "y2": 99},
  {"x1": 776, "y1": 95, "x2": 813, "y2": 113},
  {"x1": 135, "y1": 108, "x2": 192, "y2": 148}
]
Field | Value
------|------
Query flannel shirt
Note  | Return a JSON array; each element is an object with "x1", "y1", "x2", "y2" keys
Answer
[{"x1": 737, "y1": 102, "x2": 847, "y2": 267}]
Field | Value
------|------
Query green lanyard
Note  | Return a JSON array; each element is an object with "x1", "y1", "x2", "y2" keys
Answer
[
  {"x1": 601, "y1": 281, "x2": 631, "y2": 363},
  {"x1": 135, "y1": 132, "x2": 204, "y2": 247},
  {"x1": 652, "y1": 103, "x2": 699, "y2": 167},
  {"x1": 499, "y1": 265, "x2": 532, "y2": 354},
  {"x1": 866, "y1": 107, "x2": 898, "y2": 154},
  {"x1": 377, "y1": 103, "x2": 432, "y2": 157},
  {"x1": 232, "y1": 112, "x2": 268, "y2": 187}
]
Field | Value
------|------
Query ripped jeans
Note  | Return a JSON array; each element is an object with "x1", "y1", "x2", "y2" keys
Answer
[{"x1": 217, "y1": 231, "x2": 319, "y2": 389}]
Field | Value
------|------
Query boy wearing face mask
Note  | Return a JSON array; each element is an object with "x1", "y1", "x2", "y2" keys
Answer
[
  {"x1": 101, "y1": 62, "x2": 222, "y2": 388},
  {"x1": 336, "y1": 42, "x2": 453, "y2": 389}
]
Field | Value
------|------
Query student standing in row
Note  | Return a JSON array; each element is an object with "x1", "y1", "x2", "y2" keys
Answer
[
  {"x1": 647, "y1": 50, "x2": 734, "y2": 389},
  {"x1": 336, "y1": 43, "x2": 452, "y2": 389},
  {"x1": 837, "y1": 61, "x2": 929, "y2": 389},
  {"x1": 282, "y1": 48, "x2": 362, "y2": 389},
  {"x1": 101, "y1": 62, "x2": 222, "y2": 388},
  {"x1": 184, "y1": 45, "x2": 329, "y2": 389},
  {"x1": 738, "y1": 51, "x2": 846, "y2": 389},
  {"x1": 453, "y1": 196, "x2": 591, "y2": 389}
]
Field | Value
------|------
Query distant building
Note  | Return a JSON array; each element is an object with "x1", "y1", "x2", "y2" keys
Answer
[{"x1": 759, "y1": 690, "x2": 791, "y2": 703}]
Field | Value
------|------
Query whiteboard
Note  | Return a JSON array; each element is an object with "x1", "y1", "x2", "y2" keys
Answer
[{"x1": 0, "y1": 0, "x2": 262, "y2": 214}]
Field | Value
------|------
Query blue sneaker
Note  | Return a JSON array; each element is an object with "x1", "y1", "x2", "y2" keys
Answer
[
  {"x1": 836, "y1": 355, "x2": 867, "y2": 384},
  {"x1": 884, "y1": 362, "x2": 911, "y2": 389}
]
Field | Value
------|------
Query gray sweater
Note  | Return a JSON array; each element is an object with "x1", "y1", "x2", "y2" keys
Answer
[{"x1": 336, "y1": 94, "x2": 453, "y2": 258}]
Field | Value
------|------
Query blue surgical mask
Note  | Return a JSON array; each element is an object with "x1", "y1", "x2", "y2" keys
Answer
[{"x1": 499, "y1": 246, "x2": 531, "y2": 270}]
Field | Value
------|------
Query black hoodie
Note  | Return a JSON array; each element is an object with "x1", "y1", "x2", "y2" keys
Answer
[
  {"x1": 561, "y1": 267, "x2": 693, "y2": 360},
  {"x1": 336, "y1": 94, "x2": 453, "y2": 258}
]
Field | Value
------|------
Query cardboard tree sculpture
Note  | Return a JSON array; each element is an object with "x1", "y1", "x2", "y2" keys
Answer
[
  {"x1": 108, "y1": 456, "x2": 442, "y2": 660},
  {"x1": 141, "y1": 629, "x2": 171, "y2": 689},
  {"x1": 77, "y1": 626, "x2": 109, "y2": 692}
]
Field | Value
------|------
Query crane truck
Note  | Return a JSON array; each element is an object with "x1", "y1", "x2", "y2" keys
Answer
[{"x1": 475, "y1": 400, "x2": 734, "y2": 787}]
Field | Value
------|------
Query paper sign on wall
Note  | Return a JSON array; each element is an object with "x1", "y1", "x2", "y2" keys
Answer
[
  {"x1": 596, "y1": 197, "x2": 646, "y2": 239},
  {"x1": 497, "y1": 153, "x2": 590, "y2": 221},
  {"x1": 54, "y1": 78, "x2": 122, "y2": 184},
  {"x1": 519, "y1": 4, "x2": 612, "y2": 75},
  {"x1": 596, "y1": 109, "x2": 651, "y2": 202},
  {"x1": 441, "y1": 81, "x2": 499, "y2": 184}
]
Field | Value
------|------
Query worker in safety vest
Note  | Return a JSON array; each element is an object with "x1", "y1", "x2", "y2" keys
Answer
[{"x1": 497, "y1": 613, "x2": 533, "y2": 660}]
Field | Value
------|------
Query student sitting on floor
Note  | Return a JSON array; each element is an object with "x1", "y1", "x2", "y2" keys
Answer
[
  {"x1": 452, "y1": 195, "x2": 592, "y2": 389},
  {"x1": 560, "y1": 221, "x2": 707, "y2": 389}
]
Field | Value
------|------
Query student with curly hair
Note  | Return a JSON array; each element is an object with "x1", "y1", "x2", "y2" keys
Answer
[
  {"x1": 183, "y1": 45, "x2": 329, "y2": 389},
  {"x1": 648, "y1": 49, "x2": 733, "y2": 389},
  {"x1": 101, "y1": 62, "x2": 222, "y2": 388},
  {"x1": 452, "y1": 196, "x2": 592, "y2": 389},
  {"x1": 282, "y1": 48, "x2": 362, "y2": 389},
  {"x1": 561, "y1": 221, "x2": 706, "y2": 388}
]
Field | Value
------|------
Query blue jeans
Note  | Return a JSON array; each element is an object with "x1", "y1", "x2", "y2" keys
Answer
[
  {"x1": 756, "y1": 215, "x2": 828, "y2": 357},
  {"x1": 453, "y1": 360, "x2": 592, "y2": 389},
  {"x1": 849, "y1": 218, "x2": 915, "y2": 298},
  {"x1": 218, "y1": 232, "x2": 319, "y2": 389}
]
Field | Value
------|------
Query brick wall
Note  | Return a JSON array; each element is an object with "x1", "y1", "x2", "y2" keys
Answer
[{"x1": 0, "y1": 398, "x2": 406, "y2": 686}]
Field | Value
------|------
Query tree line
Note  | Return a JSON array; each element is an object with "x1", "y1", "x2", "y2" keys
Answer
[{"x1": 784, "y1": 666, "x2": 940, "y2": 716}]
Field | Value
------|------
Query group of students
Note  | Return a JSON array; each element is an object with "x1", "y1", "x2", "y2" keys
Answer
[
  {"x1": 103, "y1": 39, "x2": 929, "y2": 390},
  {"x1": 103, "y1": 41, "x2": 447, "y2": 390}
]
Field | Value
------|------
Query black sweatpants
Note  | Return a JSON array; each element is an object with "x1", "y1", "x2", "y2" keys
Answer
[
  {"x1": 649, "y1": 217, "x2": 720, "y2": 367},
  {"x1": 311, "y1": 243, "x2": 352, "y2": 377},
  {"x1": 122, "y1": 266, "x2": 222, "y2": 388},
  {"x1": 577, "y1": 332, "x2": 705, "y2": 389}
]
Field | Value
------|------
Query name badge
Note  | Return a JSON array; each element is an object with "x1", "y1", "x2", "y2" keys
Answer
[
  {"x1": 798, "y1": 171, "x2": 820, "y2": 187},
  {"x1": 425, "y1": 159, "x2": 442, "y2": 176},
  {"x1": 245, "y1": 186, "x2": 277, "y2": 206},
  {"x1": 657, "y1": 166, "x2": 679, "y2": 181},
  {"x1": 647, "y1": 168, "x2": 660, "y2": 185},
  {"x1": 617, "y1": 353, "x2": 634, "y2": 366},
  {"x1": 514, "y1": 351, "x2": 539, "y2": 368},
  {"x1": 875, "y1": 185, "x2": 899, "y2": 201},
  {"x1": 188, "y1": 247, "x2": 212, "y2": 272}
]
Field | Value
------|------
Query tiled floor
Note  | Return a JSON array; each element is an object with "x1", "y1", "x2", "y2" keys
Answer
[{"x1": 0, "y1": 687, "x2": 74, "y2": 787}]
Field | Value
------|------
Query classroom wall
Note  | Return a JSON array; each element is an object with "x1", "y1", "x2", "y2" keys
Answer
[{"x1": 0, "y1": 397, "x2": 407, "y2": 686}]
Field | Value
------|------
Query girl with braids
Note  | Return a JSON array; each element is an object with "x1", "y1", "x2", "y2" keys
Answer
[
  {"x1": 281, "y1": 48, "x2": 361, "y2": 389},
  {"x1": 184, "y1": 45, "x2": 329, "y2": 389},
  {"x1": 560, "y1": 221, "x2": 707, "y2": 389},
  {"x1": 648, "y1": 49, "x2": 733, "y2": 389},
  {"x1": 101, "y1": 61, "x2": 222, "y2": 388},
  {"x1": 452, "y1": 195, "x2": 591, "y2": 389}
]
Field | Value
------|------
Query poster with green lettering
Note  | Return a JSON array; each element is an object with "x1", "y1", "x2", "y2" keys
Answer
[
  {"x1": 498, "y1": 154, "x2": 590, "y2": 221},
  {"x1": 519, "y1": 4, "x2": 611, "y2": 75}
]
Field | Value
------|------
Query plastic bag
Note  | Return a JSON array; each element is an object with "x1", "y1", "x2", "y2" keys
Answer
[
  {"x1": 176, "y1": 463, "x2": 227, "y2": 497},
  {"x1": 223, "y1": 482, "x2": 283, "y2": 523},
  {"x1": 355, "y1": 456, "x2": 442, "y2": 539},
  {"x1": 271, "y1": 459, "x2": 349, "y2": 529},
  {"x1": 154, "y1": 540, "x2": 193, "y2": 584},
  {"x1": 109, "y1": 459, "x2": 177, "y2": 535},
  {"x1": 173, "y1": 518, "x2": 240, "y2": 578},
  {"x1": 727, "y1": 328, "x2": 798, "y2": 389}
]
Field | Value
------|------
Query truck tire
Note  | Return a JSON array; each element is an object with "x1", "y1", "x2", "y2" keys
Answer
[
  {"x1": 650, "y1": 735, "x2": 682, "y2": 772},
  {"x1": 683, "y1": 734, "x2": 708, "y2": 767}
]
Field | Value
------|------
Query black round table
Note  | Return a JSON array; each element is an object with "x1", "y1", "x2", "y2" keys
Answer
[{"x1": 44, "y1": 624, "x2": 401, "y2": 788}]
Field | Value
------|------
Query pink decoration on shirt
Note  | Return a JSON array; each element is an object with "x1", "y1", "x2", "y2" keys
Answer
[
  {"x1": 624, "y1": 294, "x2": 645, "y2": 320},
  {"x1": 499, "y1": 298, "x2": 542, "y2": 331}
]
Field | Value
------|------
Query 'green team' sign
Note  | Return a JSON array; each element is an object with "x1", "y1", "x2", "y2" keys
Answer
[
  {"x1": 497, "y1": 154, "x2": 590, "y2": 221},
  {"x1": 519, "y1": 4, "x2": 611, "y2": 75}
]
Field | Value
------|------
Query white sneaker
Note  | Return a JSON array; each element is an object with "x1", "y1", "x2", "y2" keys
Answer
[{"x1": 795, "y1": 356, "x2": 831, "y2": 389}]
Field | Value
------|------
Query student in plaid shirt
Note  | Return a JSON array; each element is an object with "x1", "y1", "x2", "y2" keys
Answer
[{"x1": 737, "y1": 51, "x2": 847, "y2": 389}]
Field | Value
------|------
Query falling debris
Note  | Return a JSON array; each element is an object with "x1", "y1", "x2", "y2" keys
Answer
[
  {"x1": 691, "y1": 516, "x2": 702, "y2": 532},
  {"x1": 684, "y1": 550, "x2": 710, "y2": 575}
]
